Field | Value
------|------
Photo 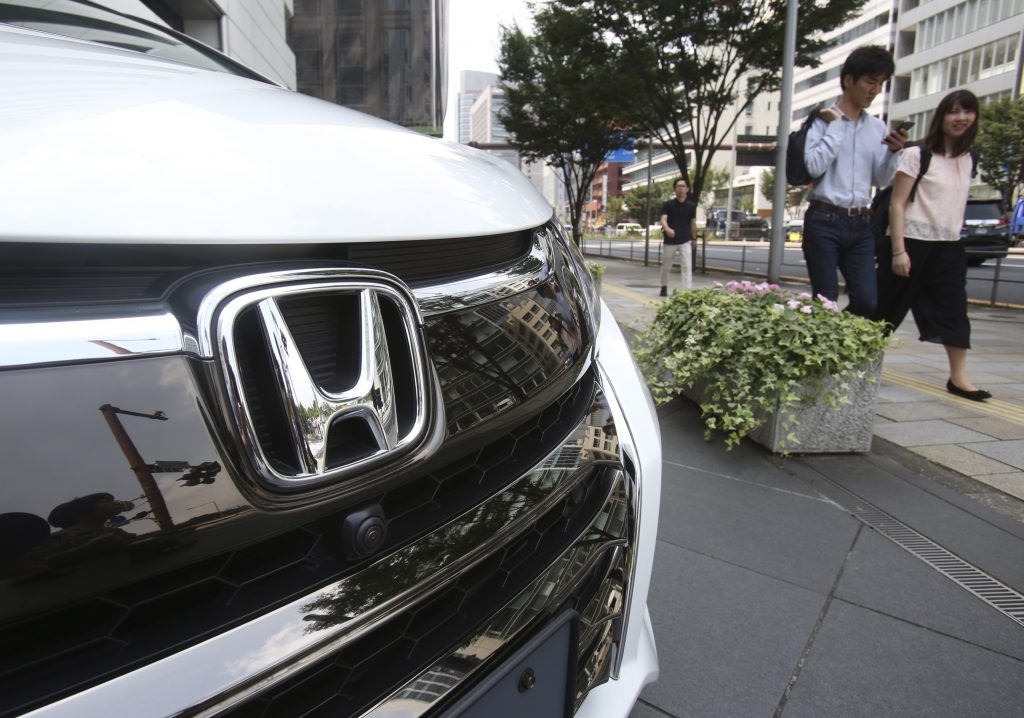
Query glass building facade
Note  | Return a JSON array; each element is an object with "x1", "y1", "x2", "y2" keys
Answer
[{"x1": 288, "y1": 0, "x2": 448, "y2": 131}]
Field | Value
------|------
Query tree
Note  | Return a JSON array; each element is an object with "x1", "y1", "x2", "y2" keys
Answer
[
  {"x1": 554, "y1": 0, "x2": 864, "y2": 203},
  {"x1": 760, "y1": 168, "x2": 807, "y2": 219},
  {"x1": 498, "y1": 5, "x2": 627, "y2": 244},
  {"x1": 697, "y1": 166, "x2": 730, "y2": 219},
  {"x1": 975, "y1": 97, "x2": 1024, "y2": 206},
  {"x1": 604, "y1": 195, "x2": 629, "y2": 226},
  {"x1": 622, "y1": 178, "x2": 674, "y2": 226}
]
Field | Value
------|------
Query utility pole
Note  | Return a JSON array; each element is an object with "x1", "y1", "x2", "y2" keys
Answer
[
  {"x1": 99, "y1": 404, "x2": 174, "y2": 531},
  {"x1": 643, "y1": 132, "x2": 654, "y2": 266},
  {"x1": 769, "y1": 0, "x2": 799, "y2": 284}
]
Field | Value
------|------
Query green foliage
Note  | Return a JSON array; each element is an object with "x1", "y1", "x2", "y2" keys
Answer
[
  {"x1": 697, "y1": 167, "x2": 730, "y2": 218},
  {"x1": 622, "y1": 179, "x2": 674, "y2": 226},
  {"x1": 587, "y1": 261, "x2": 606, "y2": 280},
  {"x1": 633, "y1": 281, "x2": 889, "y2": 448},
  {"x1": 498, "y1": 5, "x2": 625, "y2": 244},
  {"x1": 604, "y1": 196, "x2": 629, "y2": 226},
  {"x1": 976, "y1": 97, "x2": 1024, "y2": 205},
  {"x1": 553, "y1": 0, "x2": 864, "y2": 202},
  {"x1": 760, "y1": 168, "x2": 808, "y2": 218}
]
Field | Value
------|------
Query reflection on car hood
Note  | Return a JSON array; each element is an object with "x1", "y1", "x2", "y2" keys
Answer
[{"x1": 0, "y1": 25, "x2": 552, "y2": 244}]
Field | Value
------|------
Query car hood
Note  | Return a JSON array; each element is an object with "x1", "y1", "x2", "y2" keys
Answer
[{"x1": 0, "y1": 25, "x2": 552, "y2": 244}]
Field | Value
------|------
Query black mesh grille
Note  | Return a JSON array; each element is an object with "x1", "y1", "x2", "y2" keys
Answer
[
  {"x1": 0, "y1": 233, "x2": 531, "y2": 307},
  {"x1": 224, "y1": 469, "x2": 616, "y2": 718},
  {"x1": 0, "y1": 372, "x2": 596, "y2": 718}
]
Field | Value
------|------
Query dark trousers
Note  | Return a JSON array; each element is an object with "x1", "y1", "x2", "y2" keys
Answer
[
  {"x1": 874, "y1": 239, "x2": 971, "y2": 348},
  {"x1": 801, "y1": 210, "x2": 877, "y2": 317}
]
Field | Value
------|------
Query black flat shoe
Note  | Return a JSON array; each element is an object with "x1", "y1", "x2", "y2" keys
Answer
[{"x1": 946, "y1": 379, "x2": 991, "y2": 401}]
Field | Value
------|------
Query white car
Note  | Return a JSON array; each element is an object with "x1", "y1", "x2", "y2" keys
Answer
[{"x1": 0, "y1": 3, "x2": 660, "y2": 718}]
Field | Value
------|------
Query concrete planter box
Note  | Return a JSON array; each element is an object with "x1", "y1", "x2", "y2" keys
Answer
[{"x1": 686, "y1": 358, "x2": 883, "y2": 454}]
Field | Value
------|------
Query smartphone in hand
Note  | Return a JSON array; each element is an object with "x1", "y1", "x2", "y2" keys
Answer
[{"x1": 895, "y1": 120, "x2": 915, "y2": 132}]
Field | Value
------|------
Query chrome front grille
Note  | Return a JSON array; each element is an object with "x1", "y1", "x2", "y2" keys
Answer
[
  {"x1": 225, "y1": 466, "x2": 622, "y2": 718},
  {"x1": 0, "y1": 222, "x2": 614, "y2": 718},
  {"x1": 0, "y1": 373, "x2": 597, "y2": 718}
]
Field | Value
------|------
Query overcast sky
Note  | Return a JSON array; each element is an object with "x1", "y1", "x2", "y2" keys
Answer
[{"x1": 442, "y1": 0, "x2": 533, "y2": 141}]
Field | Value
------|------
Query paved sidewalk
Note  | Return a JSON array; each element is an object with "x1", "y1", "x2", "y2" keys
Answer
[{"x1": 591, "y1": 255, "x2": 1024, "y2": 502}]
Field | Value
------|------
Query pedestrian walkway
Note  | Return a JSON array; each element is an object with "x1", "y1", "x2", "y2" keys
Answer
[{"x1": 591, "y1": 255, "x2": 1024, "y2": 502}]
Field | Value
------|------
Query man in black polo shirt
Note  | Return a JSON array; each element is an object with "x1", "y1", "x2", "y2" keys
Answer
[{"x1": 659, "y1": 177, "x2": 697, "y2": 296}]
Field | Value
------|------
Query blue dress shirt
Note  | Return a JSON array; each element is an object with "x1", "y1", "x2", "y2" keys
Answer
[{"x1": 804, "y1": 105, "x2": 901, "y2": 209}]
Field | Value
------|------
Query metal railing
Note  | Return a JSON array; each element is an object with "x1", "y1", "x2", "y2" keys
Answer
[{"x1": 581, "y1": 232, "x2": 1023, "y2": 308}]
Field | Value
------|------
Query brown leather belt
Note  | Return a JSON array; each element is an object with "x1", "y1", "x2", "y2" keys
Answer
[{"x1": 808, "y1": 200, "x2": 872, "y2": 217}]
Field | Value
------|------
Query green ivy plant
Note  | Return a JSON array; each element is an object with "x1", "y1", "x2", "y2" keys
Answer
[
  {"x1": 634, "y1": 281, "x2": 890, "y2": 448},
  {"x1": 587, "y1": 261, "x2": 606, "y2": 280}
]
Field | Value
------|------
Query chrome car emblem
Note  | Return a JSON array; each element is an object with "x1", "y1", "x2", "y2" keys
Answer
[{"x1": 202, "y1": 270, "x2": 436, "y2": 491}]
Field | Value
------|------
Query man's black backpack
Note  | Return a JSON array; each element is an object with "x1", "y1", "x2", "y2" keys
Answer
[
  {"x1": 785, "y1": 109, "x2": 823, "y2": 186},
  {"x1": 870, "y1": 146, "x2": 979, "y2": 254}
]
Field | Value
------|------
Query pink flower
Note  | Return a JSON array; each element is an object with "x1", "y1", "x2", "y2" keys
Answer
[{"x1": 800, "y1": 305, "x2": 813, "y2": 314}]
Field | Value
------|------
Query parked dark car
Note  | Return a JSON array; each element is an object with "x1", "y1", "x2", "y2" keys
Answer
[
  {"x1": 961, "y1": 198, "x2": 1011, "y2": 265},
  {"x1": 706, "y1": 208, "x2": 769, "y2": 239}
]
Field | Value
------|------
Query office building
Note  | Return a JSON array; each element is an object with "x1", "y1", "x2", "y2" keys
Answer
[
  {"x1": 791, "y1": 0, "x2": 895, "y2": 123},
  {"x1": 457, "y1": 70, "x2": 499, "y2": 144},
  {"x1": 889, "y1": 0, "x2": 1024, "y2": 132},
  {"x1": 469, "y1": 84, "x2": 509, "y2": 144},
  {"x1": 289, "y1": 0, "x2": 448, "y2": 131}
]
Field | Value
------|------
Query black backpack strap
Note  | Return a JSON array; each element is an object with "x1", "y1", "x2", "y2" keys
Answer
[
  {"x1": 969, "y1": 148, "x2": 979, "y2": 177},
  {"x1": 907, "y1": 147, "x2": 931, "y2": 203}
]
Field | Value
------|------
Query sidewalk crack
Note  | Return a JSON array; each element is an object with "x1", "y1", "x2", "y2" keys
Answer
[{"x1": 771, "y1": 524, "x2": 863, "y2": 718}]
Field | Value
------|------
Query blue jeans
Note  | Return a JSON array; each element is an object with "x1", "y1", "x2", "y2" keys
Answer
[{"x1": 801, "y1": 210, "x2": 877, "y2": 317}]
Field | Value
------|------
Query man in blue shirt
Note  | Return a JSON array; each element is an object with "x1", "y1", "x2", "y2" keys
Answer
[{"x1": 803, "y1": 45, "x2": 909, "y2": 316}]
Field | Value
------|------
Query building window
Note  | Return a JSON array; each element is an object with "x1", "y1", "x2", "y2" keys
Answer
[
  {"x1": 914, "y1": 0, "x2": 1024, "y2": 53},
  {"x1": 909, "y1": 34, "x2": 1018, "y2": 100}
]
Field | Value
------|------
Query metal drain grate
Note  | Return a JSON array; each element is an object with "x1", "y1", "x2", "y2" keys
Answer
[{"x1": 817, "y1": 479, "x2": 1024, "y2": 628}]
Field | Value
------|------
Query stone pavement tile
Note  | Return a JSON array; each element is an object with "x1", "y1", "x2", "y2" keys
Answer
[
  {"x1": 963, "y1": 439, "x2": 1024, "y2": 471},
  {"x1": 991, "y1": 382, "x2": 1024, "y2": 398},
  {"x1": 949, "y1": 415, "x2": 1024, "y2": 440},
  {"x1": 872, "y1": 419, "x2": 996, "y2": 446},
  {"x1": 639, "y1": 542, "x2": 826, "y2": 718},
  {"x1": 658, "y1": 449, "x2": 859, "y2": 594},
  {"x1": 835, "y1": 529, "x2": 1024, "y2": 661},
  {"x1": 879, "y1": 359, "x2": 949, "y2": 374},
  {"x1": 658, "y1": 402, "x2": 822, "y2": 500},
  {"x1": 874, "y1": 415, "x2": 893, "y2": 424},
  {"x1": 960, "y1": 371, "x2": 1019, "y2": 384},
  {"x1": 974, "y1": 471, "x2": 1024, "y2": 501},
  {"x1": 908, "y1": 444, "x2": 1018, "y2": 476},
  {"x1": 794, "y1": 453, "x2": 1024, "y2": 588},
  {"x1": 876, "y1": 384, "x2": 932, "y2": 403},
  {"x1": 965, "y1": 360, "x2": 1024, "y2": 374},
  {"x1": 985, "y1": 353, "x2": 1024, "y2": 363},
  {"x1": 874, "y1": 401, "x2": 983, "y2": 422},
  {"x1": 781, "y1": 601, "x2": 1024, "y2": 718}
]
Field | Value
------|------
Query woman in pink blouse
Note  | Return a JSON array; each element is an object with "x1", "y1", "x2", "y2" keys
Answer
[{"x1": 875, "y1": 89, "x2": 990, "y2": 401}]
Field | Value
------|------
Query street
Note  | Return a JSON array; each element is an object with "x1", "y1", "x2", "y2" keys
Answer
[{"x1": 582, "y1": 237, "x2": 1024, "y2": 307}]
